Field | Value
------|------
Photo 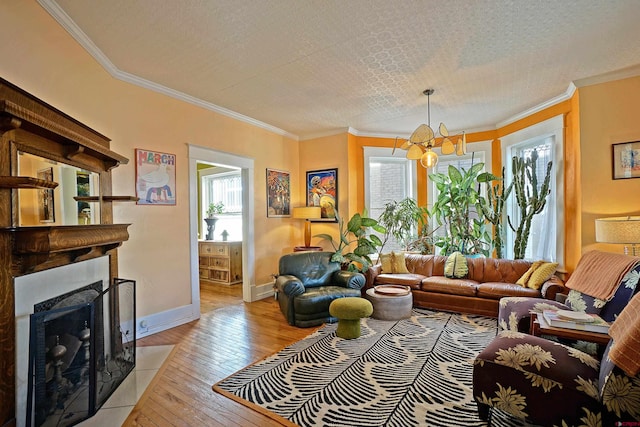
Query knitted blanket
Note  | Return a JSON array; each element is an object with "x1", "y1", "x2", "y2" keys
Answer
[
  {"x1": 609, "y1": 292, "x2": 640, "y2": 376},
  {"x1": 565, "y1": 250, "x2": 639, "y2": 301}
]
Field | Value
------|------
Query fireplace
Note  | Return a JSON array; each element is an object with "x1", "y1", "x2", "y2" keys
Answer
[
  {"x1": 1, "y1": 78, "x2": 134, "y2": 426},
  {"x1": 27, "y1": 277, "x2": 135, "y2": 427},
  {"x1": 14, "y1": 257, "x2": 136, "y2": 427}
]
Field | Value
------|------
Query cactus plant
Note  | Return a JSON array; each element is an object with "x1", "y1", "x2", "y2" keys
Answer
[
  {"x1": 508, "y1": 150, "x2": 552, "y2": 259},
  {"x1": 477, "y1": 167, "x2": 513, "y2": 258}
]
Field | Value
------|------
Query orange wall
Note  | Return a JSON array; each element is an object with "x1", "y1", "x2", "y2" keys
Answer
[
  {"x1": 1, "y1": 2, "x2": 300, "y2": 316},
  {"x1": 297, "y1": 133, "x2": 349, "y2": 248},
  {"x1": 579, "y1": 75, "x2": 640, "y2": 256}
]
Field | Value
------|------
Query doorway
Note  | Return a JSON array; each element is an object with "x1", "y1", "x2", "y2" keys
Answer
[{"x1": 188, "y1": 144, "x2": 255, "y2": 311}]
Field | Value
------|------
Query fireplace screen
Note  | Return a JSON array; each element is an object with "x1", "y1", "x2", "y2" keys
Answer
[{"x1": 26, "y1": 278, "x2": 136, "y2": 427}]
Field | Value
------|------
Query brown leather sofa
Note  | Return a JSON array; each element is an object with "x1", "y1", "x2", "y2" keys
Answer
[{"x1": 364, "y1": 253, "x2": 566, "y2": 317}]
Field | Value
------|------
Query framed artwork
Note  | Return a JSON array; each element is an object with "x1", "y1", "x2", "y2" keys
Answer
[
  {"x1": 37, "y1": 167, "x2": 55, "y2": 222},
  {"x1": 266, "y1": 168, "x2": 291, "y2": 217},
  {"x1": 612, "y1": 141, "x2": 640, "y2": 180},
  {"x1": 135, "y1": 149, "x2": 176, "y2": 205},
  {"x1": 306, "y1": 168, "x2": 337, "y2": 221}
]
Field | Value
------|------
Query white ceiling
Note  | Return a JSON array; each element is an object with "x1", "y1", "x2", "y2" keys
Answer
[{"x1": 40, "y1": 0, "x2": 640, "y2": 140}]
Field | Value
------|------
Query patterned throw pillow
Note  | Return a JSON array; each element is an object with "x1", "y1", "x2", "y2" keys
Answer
[
  {"x1": 526, "y1": 262, "x2": 559, "y2": 290},
  {"x1": 516, "y1": 261, "x2": 544, "y2": 286},
  {"x1": 515, "y1": 261, "x2": 558, "y2": 289},
  {"x1": 379, "y1": 252, "x2": 410, "y2": 274},
  {"x1": 392, "y1": 251, "x2": 411, "y2": 274},
  {"x1": 380, "y1": 253, "x2": 394, "y2": 273},
  {"x1": 444, "y1": 251, "x2": 468, "y2": 278}
]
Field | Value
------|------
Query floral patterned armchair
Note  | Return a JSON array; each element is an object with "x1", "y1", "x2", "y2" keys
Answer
[
  {"x1": 498, "y1": 261, "x2": 640, "y2": 333},
  {"x1": 473, "y1": 329, "x2": 640, "y2": 425}
]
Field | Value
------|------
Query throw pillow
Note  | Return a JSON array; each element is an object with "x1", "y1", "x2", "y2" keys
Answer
[
  {"x1": 379, "y1": 253, "x2": 393, "y2": 273},
  {"x1": 526, "y1": 262, "x2": 559, "y2": 290},
  {"x1": 444, "y1": 251, "x2": 468, "y2": 278},
  {"x1": 392, "y1": 251, "x2": 410, "y2": 274},
  {"x1": 516, "y1": 261, "x2": 544, "y2": 287}
]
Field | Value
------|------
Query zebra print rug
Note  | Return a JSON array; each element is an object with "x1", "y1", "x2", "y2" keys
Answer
[{"x1": 213, "y1": 309, "x2": 532, "y2": 427}]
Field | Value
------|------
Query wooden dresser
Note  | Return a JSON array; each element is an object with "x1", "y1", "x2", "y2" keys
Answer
[{"x1": 198, "y1": 241, "x2": 243, "y2": 284}]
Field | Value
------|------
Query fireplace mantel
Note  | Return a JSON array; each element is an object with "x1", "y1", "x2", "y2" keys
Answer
[
  {"x1": 0, "y1": 78, "x2": 133, "y2": 426},
  {"x1": 3, "y1": 224, "x2": 131, "y2": 275}
]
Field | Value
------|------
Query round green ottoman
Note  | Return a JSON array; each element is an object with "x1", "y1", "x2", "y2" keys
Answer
[{"x1": 329, "y1": 297, "x2": 373, "y2": 339}]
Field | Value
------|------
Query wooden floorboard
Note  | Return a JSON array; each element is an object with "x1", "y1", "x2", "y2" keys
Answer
[{"x1": 124, "y1": 282, "x2": 315, "y2": 426}]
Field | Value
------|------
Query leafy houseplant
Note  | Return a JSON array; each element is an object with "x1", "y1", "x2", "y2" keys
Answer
[
  {"x1": 429, "y1": 162, "x2": 491, "y2": 256},
  {"x1": 204, "y1": 202, "x2": 225, "y2": 240},
  {"x1": 377, "y1": 197, "x2": 431, "y2": 253},
  {"x1": 315, "y1": 211, "x2": 385, "y2": 272},
  {"x1": 206, "y1": 201, "x2": 225, "y2": 218}
]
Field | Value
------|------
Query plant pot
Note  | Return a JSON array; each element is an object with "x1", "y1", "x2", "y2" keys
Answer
[{"x1": 204, "y1": 217, "x2": 218, "y2": 240}]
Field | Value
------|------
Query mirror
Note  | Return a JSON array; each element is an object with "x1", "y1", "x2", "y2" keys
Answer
[{"x1": 17, "y1": 152, "x2": 101, "y2": 226}]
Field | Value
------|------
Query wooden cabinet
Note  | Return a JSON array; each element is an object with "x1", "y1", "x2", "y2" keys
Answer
[{"x1": 198, "y1": 241, "x2": 242, "y2": 284}]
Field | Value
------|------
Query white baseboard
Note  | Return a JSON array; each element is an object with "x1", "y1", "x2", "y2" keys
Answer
[
  {"x1": 136, "y1": 303, "x2": 199, "y2": 339},
  {"x1": 254, "y1": 281, "x2": 275, "y2": 300}
]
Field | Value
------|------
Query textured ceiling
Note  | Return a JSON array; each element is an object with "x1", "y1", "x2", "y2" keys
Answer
[{"x1": 41, "y1": 0, "x2": 640, "y2": 140}]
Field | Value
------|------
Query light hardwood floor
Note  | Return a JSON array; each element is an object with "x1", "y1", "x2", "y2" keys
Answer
[{"x1": 125, "y1": 283, "x2": 313, "y2": 426}]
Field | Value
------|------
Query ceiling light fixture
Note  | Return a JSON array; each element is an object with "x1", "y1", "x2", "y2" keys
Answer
[{"x1": 393, "y1": 89, "x2": 467, "y2": 168}]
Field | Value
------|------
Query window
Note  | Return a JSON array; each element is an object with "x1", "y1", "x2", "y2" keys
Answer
[
  {"x1": 502, "y1": 116, "x2": 564, "y2": 264},
  {"x1": 201, "y1": 168, "x2": 243, "y2": 240},
  {"x1": 364, "y1": 147, "x2": 416, "y2": 252}
]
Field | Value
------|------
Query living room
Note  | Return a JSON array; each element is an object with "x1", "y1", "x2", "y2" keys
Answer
[{"x1": 2, "y1": 1, "x2": 640, "y2": 426}]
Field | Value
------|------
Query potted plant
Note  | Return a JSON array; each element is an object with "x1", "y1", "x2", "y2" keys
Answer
[
  {"x1": 315, "y1": 210, "x2": 385, "y2": 272},
  {"x1": 377, "y1": 197, "x2": 430, "y2": 253},
  {"x1": 204, "y1": 201, "x2": 225, "y2": 240},
  {"x1": 429, "y1": 161, "x2": 491, "y2": 256},
  {"x1": 477, "y1": 167, "x2": 513, "y2": 258},
  {"x1": 509, "y1": 150, "x2": 552, "y2": 259}
]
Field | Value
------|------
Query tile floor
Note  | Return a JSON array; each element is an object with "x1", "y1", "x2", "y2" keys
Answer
[{"x1": 77, "y1": 345, "x2": 174, "y2": 426}]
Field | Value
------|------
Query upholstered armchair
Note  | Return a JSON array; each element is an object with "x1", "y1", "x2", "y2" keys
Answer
[
  {"x1": 498, "y1": 251, "x2": 640, "y2": 333},
  {"x1": 473, "y1": 293, "x2": 640, "y2": 425},
  {"x1": 275, "y1": 251, "x2": 365, "y2": 327}
]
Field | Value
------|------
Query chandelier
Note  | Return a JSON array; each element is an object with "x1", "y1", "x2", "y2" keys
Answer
[{"x1": 393, "y1": 89, "x2": 467, "y2": 168}]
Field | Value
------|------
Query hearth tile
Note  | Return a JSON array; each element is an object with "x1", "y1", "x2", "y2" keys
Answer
[{"x1": 135, "y1": 345, "x2": 174, "y2": 370}]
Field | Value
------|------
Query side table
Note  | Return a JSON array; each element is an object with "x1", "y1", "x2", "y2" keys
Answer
[
  {"x1": 365, "y1": 286, "x2": 413, "y2": 320},
  {"x1": 530, "y1": 312, "x2": 610, "y2": 346}
]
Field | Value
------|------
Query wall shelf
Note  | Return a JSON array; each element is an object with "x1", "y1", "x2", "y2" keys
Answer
[{"x1": 0, "y1": 176, "x2": 59, "y2": 189}]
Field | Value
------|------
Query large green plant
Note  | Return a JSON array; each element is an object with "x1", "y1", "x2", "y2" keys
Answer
[
  {"x1": 377, "y1": 198, "x2": 430, "y2": 252},
  {"x1": 429, "y1": 162, "x2": 491, "y2": 256},
  {"x1": 509, "y1": 150, "x2": 553, "y2": 259},
  {"x1": 477, "y1": 167, "x2": 513, "y2": 258},
  {"x1": 315, "y1": 210, "x2": 385, "y2": 272}
]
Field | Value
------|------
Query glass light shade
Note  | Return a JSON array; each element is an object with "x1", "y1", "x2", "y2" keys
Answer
[{"x1": 420, "y1": 149, "x2": 438, "y2": 168}]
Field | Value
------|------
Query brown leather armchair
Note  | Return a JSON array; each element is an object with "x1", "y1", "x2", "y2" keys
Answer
[{"x1": 275, "y1": 251, "x2": 365, "y2": 327}]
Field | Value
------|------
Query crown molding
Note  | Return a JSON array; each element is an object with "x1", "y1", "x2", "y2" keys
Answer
[
  {"x1": 573, "y1": 64, "x2": 640, "y2": 88},
  {"x1": 38, "y1": 0, "x2": 298, "y2": 141}
]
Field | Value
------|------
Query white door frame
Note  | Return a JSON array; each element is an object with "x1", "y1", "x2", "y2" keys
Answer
[{"x1": 188, "y1": 144, "x2": 255, "y2": 304}]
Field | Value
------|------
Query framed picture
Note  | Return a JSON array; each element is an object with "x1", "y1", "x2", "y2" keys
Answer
[
  {"x1": 135, "y1": 149, "x2": 176, "y2": 205},
  {"x1": 37, "y1": 167, "x2": 55, "y2": 222},
  {"x1": 612, "y1": 141, "x2": 640, "y2": 180},
  {"x1": 306, "y1": 168, "x2": 337, "y2": 221},
  {"x1": 266, "y1": 168, "x2": 291, "y2": 217}
]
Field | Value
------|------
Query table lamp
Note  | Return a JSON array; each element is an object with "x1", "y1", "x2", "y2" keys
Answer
[
  {"x1": 595, "y1": 216, "x2": 640, "y2": 256},
  {"x1": 292, "y1": 206, "x2": 322, "y2": 247}
]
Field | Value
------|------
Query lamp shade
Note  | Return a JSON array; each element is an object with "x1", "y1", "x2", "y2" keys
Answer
[
  {"x1": 595, "y1": 216, "x2": 640, "y2": 244},
  {"x1": 292, "y1": 206, "x2": 322, "y2": 220}
]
